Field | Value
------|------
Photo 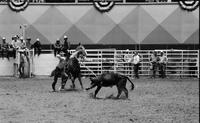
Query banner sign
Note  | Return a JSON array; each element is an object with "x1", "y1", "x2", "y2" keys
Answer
[
  {"x1": 7, "y1": 0, "x2": 30, "y2": 12},
  {"x1": 5, "y1": 0, "x2": 199, "y2": 13}
]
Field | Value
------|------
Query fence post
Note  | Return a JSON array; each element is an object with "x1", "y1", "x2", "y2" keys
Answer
[
  {"x1": 114, "y1": 49, "x2": 117, "y2": 72},
  {"x1": 197, "y1": 50, "x2": 199, "y2": 78},
  {"x1": 181, "y1": 50, "x2": 183, "y2": 78},
  {"x1": 100, "y1": 50, "x2": 103, "y2": 75}
]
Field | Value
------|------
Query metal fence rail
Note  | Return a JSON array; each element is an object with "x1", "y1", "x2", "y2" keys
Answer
[
  {"x1": 6, "y1": 49, "x2": 198, "y2": 78},
  {"x1": 80, "y1": 49, "x2": 199, "y2": 78}
]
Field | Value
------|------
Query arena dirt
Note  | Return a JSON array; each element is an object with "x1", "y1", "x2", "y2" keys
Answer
[{"x1": 0, "y1": 77, "x2": 199, "y2": 123}]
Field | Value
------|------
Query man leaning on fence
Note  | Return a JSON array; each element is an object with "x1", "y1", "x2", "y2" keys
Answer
[
  {"x1": 124, "y1": 49, "x2": 133, "y2": 75},
  {"x1": 132, "y1": 51, "x2": 141, "y2": 79},
  {"x1": 159, "y1": 51, "x2": 168, "y2": 78},
  {"x1": 150, "y1": 51, "x2": 160, "y2": 78}
]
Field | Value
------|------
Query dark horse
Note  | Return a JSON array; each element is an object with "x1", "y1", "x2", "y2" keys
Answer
[{"x1": 60, "y1": 49, "x2": 87, "y2": 90}]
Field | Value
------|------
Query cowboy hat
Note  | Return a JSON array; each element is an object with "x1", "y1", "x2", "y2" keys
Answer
[{"x1": 64, "y1": 35, "x2": 68, "y2": 39}]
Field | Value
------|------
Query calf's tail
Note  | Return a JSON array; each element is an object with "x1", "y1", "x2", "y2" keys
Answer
[{"x1": 126, "y1": 76, "x2": 135, "y2": 90}]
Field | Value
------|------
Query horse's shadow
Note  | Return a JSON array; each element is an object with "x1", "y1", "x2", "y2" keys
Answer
[
  {"x1": 59, "y1": 88, "x2": 83, "y2": 93},
  {"x1": 88, "y1": 93, "x2": 131, "y2": 101},
  {"x1": 50, "y1": 88, "x2": 83, "y2": 93}
]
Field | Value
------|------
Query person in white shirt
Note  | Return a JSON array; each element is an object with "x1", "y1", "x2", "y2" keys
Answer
[
  {"x1": 124, "y1": 49, "x2": 133, "y2": 75},
  {"x1": 158, "y1": 51, "x2": 168, "y2": 78},
  {"x1": 11, "y1": 35, "x2": 19, "y2": 50},
  {"x1": 19, "y1": 36, "x2": 26, "y2": 50},
  {"x1": 132, "y1": 51, "x2": 140, "y2": 79},
  {"x1": 11, "y1": 35, "x2": 20, "y2": 59}
]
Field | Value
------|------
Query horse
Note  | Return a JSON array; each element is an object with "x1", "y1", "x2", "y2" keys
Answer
[{"x1": 60, "y1": 48, "x2": 87, "y2": 90}]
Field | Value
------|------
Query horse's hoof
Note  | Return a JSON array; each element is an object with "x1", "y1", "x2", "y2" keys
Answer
[
  {"x1": 70, "y1": 85, "x2": 75, "y2": 89},
  {"x1": 59, "y1": 88, "x2": 65, "y2": 91},
  {"x1": 59, "y1": 86, "x2": 65, "y2": 91}
]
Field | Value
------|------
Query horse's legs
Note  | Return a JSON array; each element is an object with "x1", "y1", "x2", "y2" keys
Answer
[
  {"x1": 78, "y1": 74, "x2": 84, "y2": 89},
  {"x1": 71, "y1": 76, "x2": 76, "y2": 89},
  {"x1": 60, "y1": 74, "x2": 68, "y2": 90},
  {"x1": 52, "y1": 75, "x2": 58, "y2": 91}
]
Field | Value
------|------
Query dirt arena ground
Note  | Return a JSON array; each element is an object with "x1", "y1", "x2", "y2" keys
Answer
[{"x1": 0, "y1": 77, "x2": 199, "y2": 123}]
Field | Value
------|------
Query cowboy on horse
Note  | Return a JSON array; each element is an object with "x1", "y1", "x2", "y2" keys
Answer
[
  {"x1": 60, "y1": 43, "x2": 87, "y2": 90},
  {"x1": 51, "y1": 42, "x2": 87, "y2": 91}
]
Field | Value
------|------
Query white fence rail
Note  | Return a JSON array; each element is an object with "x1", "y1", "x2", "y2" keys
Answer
[
  {"x1": 0, "y1": 49, "x2": 199, "y2": 78},
  {"x1": 80, "y1": 49, "x2": 199, "y2": 78}
]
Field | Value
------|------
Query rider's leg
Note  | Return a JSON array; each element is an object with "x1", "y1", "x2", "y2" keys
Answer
[
  {"x1": 60, "y1": 71, "x2": 68, "y2": 90},
  {"x1": 52, "y1": 67, "x2": 59, "y2": 91}
]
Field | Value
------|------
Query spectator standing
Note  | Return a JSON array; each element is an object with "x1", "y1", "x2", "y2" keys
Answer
[
  {"x1": 1, "y1": 37, "x2": 9, "y2": 59},
  {"x1": 19, "y1": 36, "x2": 26, "y2": 50},
  {"x1": 26, "y1": 37, "x2": 32, "y2": 50},
  {"x1": 11, "y1": 36, "x2": 19, "y2": 58},
  {"x1": 7, "y1": 42, "x2": 15, "y2": 59},
  {"x1": 15, "y1": 35, "x2": 22, "y2": 49},
  {"x1": 124, "y1": 49, "x2": 133, "y2": 75},
  {"x1": 53, "y1": 39, "x2": 62, "y2": 57},
  {"x1": 159, "y1": 51, "x2": 168, "y2": 78},
  {"x1": 18, "y1": 51, "x2": 26, "y2": 78},
  {"x1": 32, "y1": 38, "x2": 42, "y2": 56},
  {"x1": 150, "y1": 51, "x2": 160, "y2": 78},
  {"x1": 132, "y1": 51, "x2": 141, "y2": 79},
  {"x1": 62, "y1": 35, "x2": 71, "y2": 57}
]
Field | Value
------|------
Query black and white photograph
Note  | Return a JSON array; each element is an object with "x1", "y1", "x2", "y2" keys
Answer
[{"x1": 0, "y1": 0, "x2": 199, "y2": 122}]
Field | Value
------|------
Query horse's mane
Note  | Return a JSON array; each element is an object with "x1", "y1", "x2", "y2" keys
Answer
[{"x1": 70, "y1": 49, "x2": 86, "y2": 59}]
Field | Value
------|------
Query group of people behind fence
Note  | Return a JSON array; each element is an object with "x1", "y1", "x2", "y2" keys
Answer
[
  {"x1": 0, "y1": 35, "x2": 42, "y2": 60},
  {"x1": 150, "y1": 51, "x2": 168, "y2": 78},
  {"x1": 1, "y1": 35, "x2": 42, "y2": 78},
  {"x1": 124, "y1": 50, "x2": 168, "y2": 79},
  {"x1": 53, "y1": 35, "x2": 71, "y2": 58}
]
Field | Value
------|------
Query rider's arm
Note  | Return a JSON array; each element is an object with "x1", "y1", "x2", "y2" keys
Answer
[{"x1": 56, "y1": 54, "x2": 65, "y2": 60}]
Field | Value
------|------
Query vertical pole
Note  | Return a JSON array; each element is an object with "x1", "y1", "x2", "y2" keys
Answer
[
  {"x1": 181, "y1": 50, "x2": 183, "y2": 78},
  {"x1": 101, "y1": 50, "x2": 103, "y2": 75},
  {"x1": 166, "y1": 50, "x2": 168, "y2": 78},
  {"x1": 197, "y1": 50, "x2": 199, "y2": 78},
  {"x1": 23, "y1": 24, "x2": 26, "y2": 39},
  {"x1": 114, "y1": 49, "x2": 117, "y2": 72}
]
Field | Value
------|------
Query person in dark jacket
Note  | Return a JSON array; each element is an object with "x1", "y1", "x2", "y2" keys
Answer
[
  {"x1": 53, "y1": 39, "x2": 62, "y2": 57},
  {"x1": 1, "y1": 37, "x2": 9, "y2": 59},
  {"x1": 32, "y1": 38, "x2": 42, "y2": 56},
  {"x1": 62, "y1": 35, "x2": 71, "y2": 58}
]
